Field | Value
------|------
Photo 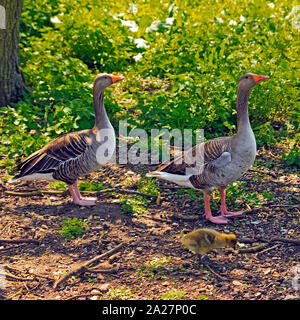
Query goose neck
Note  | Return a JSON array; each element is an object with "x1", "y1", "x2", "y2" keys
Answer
[
  {"x1": 93, "y1": 88, "x2": 111, "y2": 130},
  {"x1": 236, "y1": 87, "x2": 251, "y2": 134}
]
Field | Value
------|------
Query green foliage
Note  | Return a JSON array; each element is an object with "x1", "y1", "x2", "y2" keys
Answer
[
  {"x1": 0, "y1": 0, "x2": 298, "y2": 169},
  {"x1": 137, "y1": 178, "x2": 160, "y2": 195},
  {"x1": 176, "y1": 189, "x2": 197, "y2": 201},
  {"x1": 78, "y1": 181, "x2": 111, "y2": 191},
  {"x1": 119, "y1": 195, "x2": 150, "y2": 216},
  {"x1": 107, "y1": 286, "x2": 134, "y2": 300},
  {"x1": 224, "y1": 181, "x2": 270, "y2": 207},
  {"x1": 282, "y1": 148, "x2": 300, "y2": 167},
  {"x1": 58, "y1": 217, "x2": 87, "y2": 241},
  {"x1": 55, "y1": 2, "x2": 136, "y2": 72},
  {"x1": 160, "y1": 289, "x2": 188, "y2": 300},
  {"x1": 137, "y1": 256, "x2": 171, "y2": 279},
  {"x1": 119, "y1": 0, "x2": 298, "y2": 147},
  {"x1": 136, "y1": 256, "x2": 185, "y2": 279},
  {"x1": 49, "y1": 181, "x2": 67, "y2": 191},
  {"x1": 281, "y1": 137, "x2": 300, "y2": 167}
]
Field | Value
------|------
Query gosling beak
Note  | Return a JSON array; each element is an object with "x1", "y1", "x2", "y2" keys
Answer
[
  {"x1": 232, "y1": 241, "x2": 242, "y2": 253},
  {"x1": 253, "y1": 74, "x2": 269, "y2": 84},
  {"x1": 111, "y1": 76, "x2": 124, "y2": 84}
]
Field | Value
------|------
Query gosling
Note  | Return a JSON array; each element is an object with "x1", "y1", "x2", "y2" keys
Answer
[{"x1": 180, "y1": 228, "x2": 237, "y2": 264}]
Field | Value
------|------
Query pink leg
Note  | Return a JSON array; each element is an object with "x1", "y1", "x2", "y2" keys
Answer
[
  {"x1": 68, "y1": 183, "x2": 96, "y2": 206},
  {"x1": 73, "y1": 182, "x2": 97, "y2": 203},
  {"x1": 203, "y1": 194, "x2": 228, "y2": 224},
  {"x1": 219, "y1": 188, "x2": 244, "y2": 217}
]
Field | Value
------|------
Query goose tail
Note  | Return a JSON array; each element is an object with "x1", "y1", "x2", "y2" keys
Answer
[
  {"x1": 145, "y1": 171, "x2": 164, "y2": 178},
  {"x1": 146, "y1": 171, "x2": 194, "y2": 188},
  {"x1": 8, "y1": 174, "x2": 22, "y2": 183}
]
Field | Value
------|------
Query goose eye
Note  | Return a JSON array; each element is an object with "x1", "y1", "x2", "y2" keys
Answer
[{"x1": 245, "y1": 76, "x2": 248, "y2": 79}]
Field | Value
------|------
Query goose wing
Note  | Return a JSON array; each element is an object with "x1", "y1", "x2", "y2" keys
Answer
[
  {"x1": 156, "y1": 136, "x2": 232, "y2": 175},
  {"x1": 12, "y1": 131, "x2": 90, "y2": 180}
]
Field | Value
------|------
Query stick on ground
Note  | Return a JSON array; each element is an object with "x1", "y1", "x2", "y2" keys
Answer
[
  {"x1": 0, "y1": 239, "x2": 40, "y2": 245},
  {"x1": 204, "y1": 264, "x2": 227, "y2": 281},
  {"x1": 53, "y1": 242, "x2": 127, "y2": 290},
  {"x1": 4, "y1": 189, "x2": 159, "y2": 198},
  {"x1": 238, "y1": 243, "x2": 269, "y2": 253},
  {"x1": 239, "y1": 236, "x2": 300, "y2": 246}
]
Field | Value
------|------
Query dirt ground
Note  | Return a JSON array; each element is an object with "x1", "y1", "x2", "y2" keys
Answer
[{"x1": 0, "y1": 148, "x2": 299, "y2": 300}]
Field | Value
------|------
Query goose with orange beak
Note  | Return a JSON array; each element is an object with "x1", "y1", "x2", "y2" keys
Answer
[
  {"x1": 147, "y1": 73, "x2": 269, "y2": 224},
  {"x1": 9, "y1": 74, "x2": 124, "y2": 206}
]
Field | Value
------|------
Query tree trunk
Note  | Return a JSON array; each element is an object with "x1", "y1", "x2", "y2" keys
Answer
[{"x1": 0, "y1": 0, "x2": 25, "y2": 107}]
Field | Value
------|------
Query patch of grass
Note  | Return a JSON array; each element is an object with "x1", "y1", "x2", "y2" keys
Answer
[
  {"x1": 222, "y1": 181, "x2": 266, "y2": 207},
  {"x1": 137, "y1": 178, "x2": 160, "y2": 195},
  {"x1": 49, "y1": 181, "x2": 112, "y2": 192},
  {"x1": 137, "y1": 256, "x2": 186, "y2": 279},
  {"x1": 58, "y1": 217, "x2": 87, "y2": 241},
  {"x1": 281, "y1": 137, "x2": 300, "y2": 167},
  {"x1": 120, "y1": 176, "x2": 135, "y2": 187},
  {"x1": 107, "y1": 286, "x2": 134, "y2": 300},
  {"x1": 78, "y1": 180, "x2": 111, "y2": 191},
  {"x1": 262, "y1": 191, "x2": 274, "y2": 200},
  {"x1": 119, "y1": 195, "x2": 150, "y2": 216},
  {"x1": 160, "y1": 289, "x2": 188, "y2": 300},
  {"x1": 1, "y1": 174, "x2": 14, "y2": 183},
  {"x1": 137, "y1": 256, "x2": 170, "y2": 279},
  {"x1": 49, "y1": 181, "x2": 67, "y2": 191},
  {"x1": 176, "y1": 189, "x2": 197, "y2": 199},
  {"x1": 0, "y1": 158, "x2": 15, "y2": 173}
]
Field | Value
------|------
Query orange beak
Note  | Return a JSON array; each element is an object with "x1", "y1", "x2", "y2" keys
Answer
[
  {"x1": 111, "y1": 75, "x2": 124, "y2": 84},
  {"x1": 252, "y1": 74, "x2": 269, "y2": 84}
]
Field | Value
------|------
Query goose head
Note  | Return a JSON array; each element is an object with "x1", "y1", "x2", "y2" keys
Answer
[
  {"x1": 225, "y1": 234, "x2": 237, "y2": 249},
  {"x1": 94, "y1": 74, "x2": 124, "y2": 91},
  {"x1": 238, "y1": 73, "x2": 269, "y2": 91}
]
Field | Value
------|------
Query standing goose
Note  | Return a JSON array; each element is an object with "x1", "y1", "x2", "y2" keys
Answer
[
  {"x1": 147, "y1": 73, "x2": 269, "y2": 224},
  {"x1": 9, "y1": 74, "x2": 124, "y2": 206}
]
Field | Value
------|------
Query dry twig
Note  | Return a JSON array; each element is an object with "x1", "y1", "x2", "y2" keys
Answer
[
  {"x1": 269, "y1": 204, "x2": 299, "y2": 208},
  {"x1": 256, "y1": 244, "x2": 280, "y2": 255},
  {"x1": 0, "y1": 239, "x2": 40, "y2": 245},
  {"x1": 249, "y1": 168, "x2": 277, "y2": 178},
  {"x1": 85, "y1": 263, "x2": 120, "y2": 274},
  {"x1": 290, "y1": 195, "x2": 300, "y2": 203},
  {"x1": 53, "y1": 242, "x2": 127, "y2": 290},
  {"x1": 204, "y1": 264, "x2": 226, "y2": 281},
  {"x1": 238, "y1": 243, "x2": 269, "y2": 253},
  {"x1": 5, "y1": 188, "x2": 162, "y2": 199},
  {"x1": 239, "y1": 236, "x2": 300, "y2": 246},
  {"x1": 66, "y1": 292, "x2": 103, "y2": 300},
  {"x1": 4, "y1": 265, "x2": 53, "y2": 282},
  {"x1": 3, "y1": 272, "x2": 35, "y2": 282},
  {"x1": 0, "y1": 244, "x2": 28, "y2": 252}
]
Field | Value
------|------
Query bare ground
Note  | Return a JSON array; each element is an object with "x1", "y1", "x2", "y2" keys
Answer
[{"x1": 0, "y1": 148, "x2": 299, "y2": 300}]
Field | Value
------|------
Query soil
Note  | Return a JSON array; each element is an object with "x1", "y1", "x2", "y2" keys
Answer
[{"x1": 0, "y1": 148, "x2": 299, "y2": 300}]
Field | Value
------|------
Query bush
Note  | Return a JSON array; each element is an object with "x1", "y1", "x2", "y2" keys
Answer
[
  {"x1": 123, "y1": 0, "x2": 298, "y2": 147},
  {"x1": 55, "y1": 2, "x2": 137, "y2": 72},
  {"x1": 0, "y1": 0, "x2": 298, "y2": 168}
]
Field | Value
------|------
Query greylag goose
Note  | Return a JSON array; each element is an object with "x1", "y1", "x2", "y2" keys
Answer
[
  {"x1": 146, "y1": 73, "x2": 269, "y2": 224},
  {"x1": 9, "y1": 74, "x2": 124, "y2": 206}
]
